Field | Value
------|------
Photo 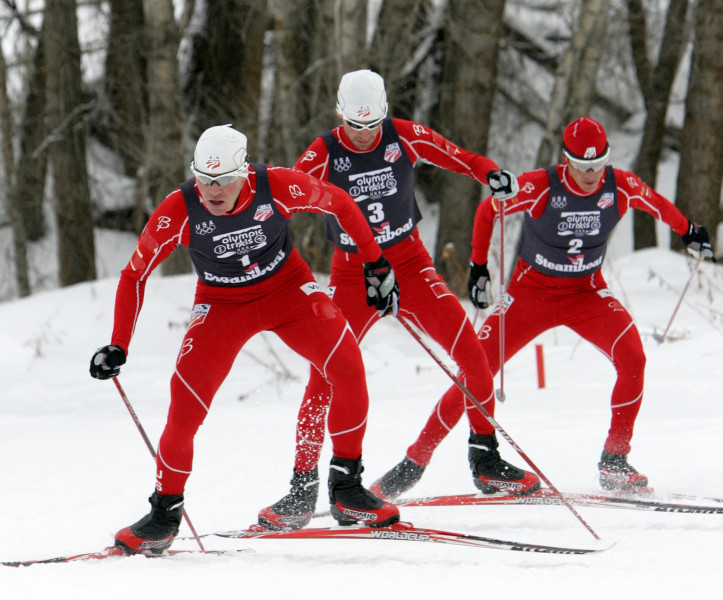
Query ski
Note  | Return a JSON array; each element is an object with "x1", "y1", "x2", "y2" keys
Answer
[
  {"x1": 211, "y1": 520, "x2": 608, "y2": 555},
  {"x1": 660, "y1": 492, "x2": 723, "y2": 504},
  {"x1": 395, "y1": 488, "x2": 723, "y2": 515},
  {"x1": 2, "y1": 546, "x2": 249, "y2": 567}
]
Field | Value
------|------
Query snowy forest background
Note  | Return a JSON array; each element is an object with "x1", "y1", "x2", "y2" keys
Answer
[{"x1": 0, "y1": 0, "x2": 721, "y2": 304}]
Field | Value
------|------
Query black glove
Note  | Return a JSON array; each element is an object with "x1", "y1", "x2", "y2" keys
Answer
[
  {"x1": 90, "y1": 345, "x2": 126, "y2": 380},
  {"x1": 682, "y1": 220, "x2": 715, "y2": 262},
  {"x1": 486, "y1": 169, "x2": 519, "y2": 201},
  {"x1": 467, "y1": 262, "x2": 491, "y2": 309},
  {"x1": 363, "y1": 254, "x2": 399, "y2": 317}
]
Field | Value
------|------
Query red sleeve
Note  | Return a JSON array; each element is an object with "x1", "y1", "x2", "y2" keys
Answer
[
  {"x1": 392, "y1": 118, "x2": 500, "y2": 184},
  {"x1": 470, "y1": 169, "x2": 550, "y2": 264},
  {"x1": 110, "y1": 190, "x2": 190, "y2": 353},
  {"x1": 266, "y1": 166, "x2": 382, "y2": 263},
  {"x1": 294, "y1": 137, "x2": 331, "y2": 181},
  {"x1": 613, "y1": 168, "x2": 689, "y2": 235}
]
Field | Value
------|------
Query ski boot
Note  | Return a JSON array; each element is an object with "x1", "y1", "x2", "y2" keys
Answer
[
  {"x1": 370, "y1": 457, "x2": 426, "y2": 500},
  {"x1": 115, "y1": 491, "x2": 183, "y2": 555},
  {"x1": 598, "y1": 450, "x2": 649, "y2": 491},
  {"x1": 469, "y1": 433, "x2": 540, "y2": 494},
  {"x1": 257, "y1": 467, "x2": 320, "y2": 530},
  {"x1": 328, "y1": 456, "x2": 400, "y2": 527}
]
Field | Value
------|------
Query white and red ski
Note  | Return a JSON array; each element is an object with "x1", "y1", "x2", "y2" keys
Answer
[
  {"x1": 212, "y1": 520, "x2": 609, "y2": 554},
  {"x1": 2, "y1": 546, "x2": 249, "y2": 568},
  {"x1": 395, "y1": 488, "x2": 723, "y2": 514}
]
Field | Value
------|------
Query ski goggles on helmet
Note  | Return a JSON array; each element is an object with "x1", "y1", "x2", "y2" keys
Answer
[
  {"x1": 563, "y1": 145, "x2": 610, "y2": 173},
  {"x1": 190, "y1": 162, "x2": 248, "y2": 187},
  {"x1": 343, "y1": 116, "x2": 385, "y2": 131}
]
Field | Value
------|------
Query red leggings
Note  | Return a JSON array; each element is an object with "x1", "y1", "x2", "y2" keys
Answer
[
  {"x1": 292, "y1": 234, "x2": 495, "y2": 472},
  {"x1": 154, "y1": 257, "x2": 369, "y2": 495},
  {"x1": 406, "y1": 260, "x2": 646, "y2": 464}
]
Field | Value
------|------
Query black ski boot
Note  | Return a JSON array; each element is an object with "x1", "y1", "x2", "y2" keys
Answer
[
  {"x1": 328, "y1": 456, "x2": 400, "y2": 527},
  {"x1": 469, "y1": 433, "x2": 540, "y2": 494},
  {"x1": 598, "y1": 450, "x2": 649, "y2": 490},
  {"x1": 257, "y1": 467, "x2": 320, "y2": 530},
  {"x1": 370, "y1": 457, "x2": 426, "y2": 500},
  {"x1": 115, "y1": 491, "x2": 184, "y2": 555}
]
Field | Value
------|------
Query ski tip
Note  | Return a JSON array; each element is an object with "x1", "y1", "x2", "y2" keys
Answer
[
  {"x1": 2, "y1": 545, "x2": 125, "y2": 567},
  {"x1": 555, "y1": 539, "x2": 614, "y2": 555},
  {"x1": 593, "y1": 540, "x2": 616, "y2": 553}
]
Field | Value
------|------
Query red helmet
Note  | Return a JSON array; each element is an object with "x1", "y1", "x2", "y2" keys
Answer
[{"x1": 562, "y1": 117, "x2": 610, "y2": 171}]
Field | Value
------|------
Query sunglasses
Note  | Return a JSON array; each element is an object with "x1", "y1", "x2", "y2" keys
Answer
[
  {"x1": 563, "y1": 146, "x2": 610, "y2": 173},
  {"x1": 344, "y1": 117, "x2": 385, "y2": 131},
  {"x1": 190, "y1": 163, "x2": 248, "y2": 187}
]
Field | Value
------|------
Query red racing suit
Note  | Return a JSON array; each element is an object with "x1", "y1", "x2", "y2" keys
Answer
[
  {"x1": 290, "y1": 118, "x2": 503, "y2": 472},
  {"x1": 109, "y1": 165, "x2": 384, "y2": 495},
  {"x1": 406, "y1": 163, "x2": 690, "y2": 463}
]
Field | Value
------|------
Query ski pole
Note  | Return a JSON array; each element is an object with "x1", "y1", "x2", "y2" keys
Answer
[
  {"x1": 496, "y1": 199, "x2": 506, "y2": 403},
  {"x1": 397, "y1": 316, "x2": 602, "y2": 541},
  {"x1": 652, "y1": 255, "x2": 703, "y2": 344},
  {"x1": 112, "y1": 377, "x2": 206, "y2": 552}
]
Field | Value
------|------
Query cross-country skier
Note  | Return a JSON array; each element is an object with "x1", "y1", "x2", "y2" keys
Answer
[
  {"x1": 373, "y1": 116, "x2": 716, "y2": 498},
  {"x1": 257, "y1": 69, "x2": 540, "y2": 531},
  {"x1": 89, "y1": 124, "x2": 400, "y2": 554}
]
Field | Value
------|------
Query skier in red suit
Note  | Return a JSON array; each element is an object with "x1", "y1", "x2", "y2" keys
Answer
[
  {"x1": 374, "y1": 116, "x2": 716, "y2": 497},
  {"x1": 258, "y1": 70, "x2": 540, "y2": 530},
  {"x1": 90, "y1": 125, "x2": 400, "y2": 554}
]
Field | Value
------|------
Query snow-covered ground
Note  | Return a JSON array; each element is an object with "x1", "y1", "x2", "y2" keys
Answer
[{"x1": 1, "y1": 237, "x2": 721, "y2": 598}]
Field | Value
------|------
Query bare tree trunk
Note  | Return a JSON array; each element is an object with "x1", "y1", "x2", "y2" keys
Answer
[
  {"x1": 271, "y1": 0, "x2": 322, "y2": 272},
  {"x1": 369, "y1": 0, "x2": 443, "y2": 237},
  {"x1": 184, "y1": 0, "x2": 269, "y2": 150},
  {"x1": 311, "y1": 0, "x2": 367, "y2": 120},
  {"x1": 105, "y1": 0, "x2": 147, "y2": 178},
  {"x1": 628, "y1": 0, "x2": 690, "y2": 250},
  {"x1": 536, "y1": 0, "x2": 610, "y2": 168},
  {"x1": 102, "y1": 0, "x2": 148, "y2": 233},
  {"x1": 566, "y1": 0, "x2": 609, "y2": 119},
  {"x1": 673, "y1": 0, "x2": 722, "y2": 256},
  {"x1": 501, "y1": 20, "x2": 634, "y2": 126},
  {"x1": 271, "y1": 0, "x2": 362, "y2": 273},
  {"x1": 0, "y1": 41, "x2": 31, "y2": 297},
  {"x1": 433, "y1": 0, "x2": 504, "y2": 296},
  {"x1": 270, "y1": 1, "x2": 315, "y2": 167},
  {"x1": 142, "y1": 0, "x2": 190, "y2": 275},
  {"x1": 17, "y1": 30, "x2": 48, "y2": 241},
  {"x1": 271, "y1": 1, "x2": 359, "y2": 165},
  {"x1": 43, "y1": 0, "x2": 96, "y2": 287},
  {"x1": 331, "y1": 0, "x2": 367, "y2": 75},
  {"x1": 369, "y1": 0, "x2": 431, "y2": 120}
]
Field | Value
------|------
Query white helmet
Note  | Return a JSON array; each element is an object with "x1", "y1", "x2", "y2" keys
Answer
[
  {"x1": 191, "y1": 124, "x2": 249, "y2": 176},
  {"x1": 336, "y1": 69, "x2": 388, "y2": 123}
]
